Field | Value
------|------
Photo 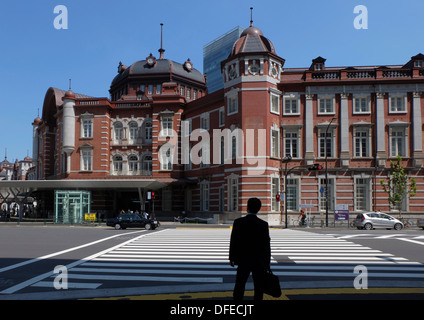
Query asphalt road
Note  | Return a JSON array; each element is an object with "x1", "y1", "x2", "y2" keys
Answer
[{"x1": 0, "y1": 223, "x2": 423, "y2": 301}]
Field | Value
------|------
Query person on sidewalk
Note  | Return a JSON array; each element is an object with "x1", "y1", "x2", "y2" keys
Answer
[{"x1": 229, "y1": 197, "x2": 271, "y2": 300}]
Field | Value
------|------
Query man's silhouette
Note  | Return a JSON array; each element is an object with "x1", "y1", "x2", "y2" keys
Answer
[{"x1": 229, "y1": 197, "x2": 271, "y2": 300}]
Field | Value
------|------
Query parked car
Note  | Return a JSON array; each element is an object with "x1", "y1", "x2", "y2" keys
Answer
[
  {"x1": 106, "y1": 213, "x2": 159, "y2": 230},
  {"x1": 354, "y1": 212, "x2": 404, "y2": 230},
  {"x1": 417, "y1": 219, "x2": 424, "y2": 230}
]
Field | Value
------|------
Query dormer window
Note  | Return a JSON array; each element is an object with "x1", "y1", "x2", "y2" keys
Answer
[
  {"x1": 415, "y1": 60, "x2": 423, "y2": 68},
  {"x1": 311, "y1": 56, "x2": 326, "y2": 71}
]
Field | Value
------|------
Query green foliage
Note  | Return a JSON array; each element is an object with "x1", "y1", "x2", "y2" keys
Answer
[{"x1": 380, "y1": 155, "x2": 417, "y2": 215}]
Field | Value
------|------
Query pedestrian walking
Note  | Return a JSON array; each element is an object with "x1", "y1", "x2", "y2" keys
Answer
[{"x1": 229, "y1": 197, "x2": 271, "y2": 300}]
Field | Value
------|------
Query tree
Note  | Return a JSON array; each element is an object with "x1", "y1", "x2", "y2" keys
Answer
[{"x1": 380, "y1": 155, "x2": 417, "y2": 217}]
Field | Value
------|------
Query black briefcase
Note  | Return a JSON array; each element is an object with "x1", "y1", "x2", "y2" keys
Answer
[{"x1": 263, "y1": 269, "x2": 281, "y2": 298}]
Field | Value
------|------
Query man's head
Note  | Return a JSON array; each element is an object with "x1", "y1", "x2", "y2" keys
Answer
[{"x1": 247, "y1": 197, "x2": 262, "y2": 214}]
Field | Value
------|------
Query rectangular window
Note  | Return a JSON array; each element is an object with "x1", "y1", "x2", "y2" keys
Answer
[
  {"x1": 390, "y1": 129, "x2": 406, "y2": 157},
  {"x1": 270, "y1": 93, "x2": 280, "y2": 114},
  {"x1": 228, "y1": 96, "x2": 238, "y2": 114},
  {"x1": 319, "y1": 178, "x2": 334, "y2": 211},
  {"x1": 354, "y1": 97, "x2": 370, "y2": 113},
  {"x1": 390, "y1": 96, "x2": 406, "y2": 113},
  {"x1": 355, "y1": 178, "x2": 370, "y2": 211},
  {"x1": 82, "y1": 119, "x2": 93, "y2": 138},
  {"x1": 354, "y1": 130, "x2": 369, "y2": 157},
  {"x1": 319, "y1": 132, "x2": 333, "y2": 158},
  {"x1": 156, "y1": 84, "x2": 162, "y2": 94},
  {"x1": 161, "y1": 116, "x2": 173, "y2": 137},
  {"x1": 318, "y1": 98, "x2": 334, "y2": 114},
  {"x1": 200, "y1": 113, "x2": 209, "y2": 130},
  {"x1": 284, "y1": 131, "x2": 298, "y2": 158},
  {"x1": 81, "y1": 150, "x2": 92, "y2": 171},
  {"x1": 284, "y1": 99, "x2": 298, "y2": 114},
  {"x1": 160, "y1": 148, "x2": 172, "y2": 170},
  {"x1": 219, "y1": 107, "x2": 225, "y2": 127},
  {"x1": 201, "y1": 183, "x2": 210, "y2": 211},
  {"x1": 286, "y1": 178, "x2": 298, "y2": 211},
  {"x1": 229, "y1": 178, "x2": 238, "y2": 211},
  {"x1": 271, "y1": 129, "x2": 279, "y2": 158}
]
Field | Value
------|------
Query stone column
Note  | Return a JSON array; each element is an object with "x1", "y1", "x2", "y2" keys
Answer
[
  {"x1": 412, "y1": 91, "x2": 424, "y2": 167},
  {"x1": 304, "y1": 94, "x2": 315, "y2": 165},
  {"x1": 375, "y1": 92, "x2": 387, "y2": 167},
  {"x1": 340, "y1": 93, "x2": 350, "y2": 167}
]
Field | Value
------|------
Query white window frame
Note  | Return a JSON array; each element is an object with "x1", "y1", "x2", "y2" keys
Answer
[
  {"x1": 389, "y1": 126, "x2": 408, "y2": 157},
  {"x1": 128, "y1": 154, "x2": 138, "y2": 172},
  {"x1": 113, "y1": 155, "x2": 123, "y2": 173},
  {"x1": 80, "y1": 148, "x2": 93, "y2": 171},
  {"x1": 270, "y1": 126, "x2": 280, "y2": 158},
  {"x1": 353, "y1": 127, "x2": 371, "y2": 158},
  {"x1": 114, "y1": 122, "x2": 123, "y2": 142},
  {"x1": 318, "y1": 127, "x2": 336, "y2": 158},
  {"x1": 318, "y1": 96, "x2": 335, "y2": 115},
  {"x1": 354, "y1": 176, "x2": 371, "y2": 211},
  {"x1": 160, "y1": 115, "x2": 174, "y2": 137},
  {"x1": 81, "y1": 116, "x2": 93, "y2": 138},
  {"x1": 353, "y1": 95, "x2": 370, "y2": 114},
  {"x1": 284, "y1": 127, "x2": 301, "y2": 159},
  {"x1": 160, "y1": 147, "x2": 173, "y2": 171},
  {"x1": 286, "y1": 177, "x2": 300, "y2": 211},
  {"x1": 270, "y1": 92, "x2": 280, "y2": 114},
  {"x1": 128, "y1": 121, "x2": 138, "y2": 142},
  {"x1": 389, "y1": 94, "x2": 407, "y2": 113},
  {"x1": 283, "y1": 94, "x2": 300, "y2": 115}
]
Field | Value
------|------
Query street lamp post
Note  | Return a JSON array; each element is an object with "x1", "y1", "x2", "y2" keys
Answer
[{"x1": 325, "y1": 118, "x2": 337, "y2": 227}]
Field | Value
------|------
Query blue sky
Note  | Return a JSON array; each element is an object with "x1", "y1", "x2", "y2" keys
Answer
[{"x1": 0, "y1": 0, "x2": 423, "y2": 162}]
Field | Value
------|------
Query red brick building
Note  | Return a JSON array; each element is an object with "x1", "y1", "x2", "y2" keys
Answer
[{"x1": 30, "y1": 22, "x2": 424, "y2": 225}]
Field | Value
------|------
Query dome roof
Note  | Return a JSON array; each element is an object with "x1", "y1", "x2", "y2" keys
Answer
[
  {"x1": 229, "y1": 25, "x2": 276, "y2": 58},
  {"x1": 111, "y1": 58, "x2": 205, "y2": 87}
]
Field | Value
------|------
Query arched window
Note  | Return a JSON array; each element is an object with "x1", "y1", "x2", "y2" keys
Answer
[
  {"x1": 113, "y1": 155, "x2": 123, "y2": 173},
  {"x1": 143, "y1": 155, "x2": 152, "y2": 173},
  {"x1": 128, "y1": 155, "x2": 138, "y2": 172},
  {"x1": 114, "y1": 122, "x2": 123, "y2": 141},
  {"x1": 144, "y1": 121, "x2": 152, "y2": 141},
  {"x1": 129, "y1": 122, "x2": 138, "y2": 141}
]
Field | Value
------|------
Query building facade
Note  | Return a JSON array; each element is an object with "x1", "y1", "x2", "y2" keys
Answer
[
  {"x1": 203, "y1": 26, "x2": 244, "y2": 93},
  {"x1": 28, "y1": 21, "x2": 424, "y2": 225}
]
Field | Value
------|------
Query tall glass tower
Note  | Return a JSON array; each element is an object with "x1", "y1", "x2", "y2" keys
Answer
[{"x1": 203, "y1": 26, "x2": 244, "y2": 93}]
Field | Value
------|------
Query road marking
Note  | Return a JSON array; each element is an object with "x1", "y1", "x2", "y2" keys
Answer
[
  {"x1": 397, "y1": 238, "x2": 424, "y2": 246},
  {"x1": 31, "y1": 281, "x2": 102, "y2": 289},
  {"x1": 336, "y1": 234, "x2": 372, "y2": 239},
  {"x1": 0, "y1": 229, "x2": 148, "y2": 273},
  {"x1": 66, "y1": 273, "x2": 223, "y2": 283},
  {"x1": 375, "y1": 234, "x2": 405, "y2": 239},
  {"x1": 0, "y1": 229, "x2": 167, "y2": 294}
]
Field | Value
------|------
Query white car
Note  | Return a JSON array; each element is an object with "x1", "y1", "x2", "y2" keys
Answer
[{"x1": 354, "y1": 212, "x2": 404, "y2": 230}]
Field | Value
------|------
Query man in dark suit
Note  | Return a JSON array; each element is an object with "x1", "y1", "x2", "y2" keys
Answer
[{"x1": 229, "y1": 197, "x2": 271, "y2": 300}]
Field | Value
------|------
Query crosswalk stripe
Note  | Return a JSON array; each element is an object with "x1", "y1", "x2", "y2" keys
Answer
[{"x1": 30, "y1": 228, "x2": 423, "y2": 292}]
